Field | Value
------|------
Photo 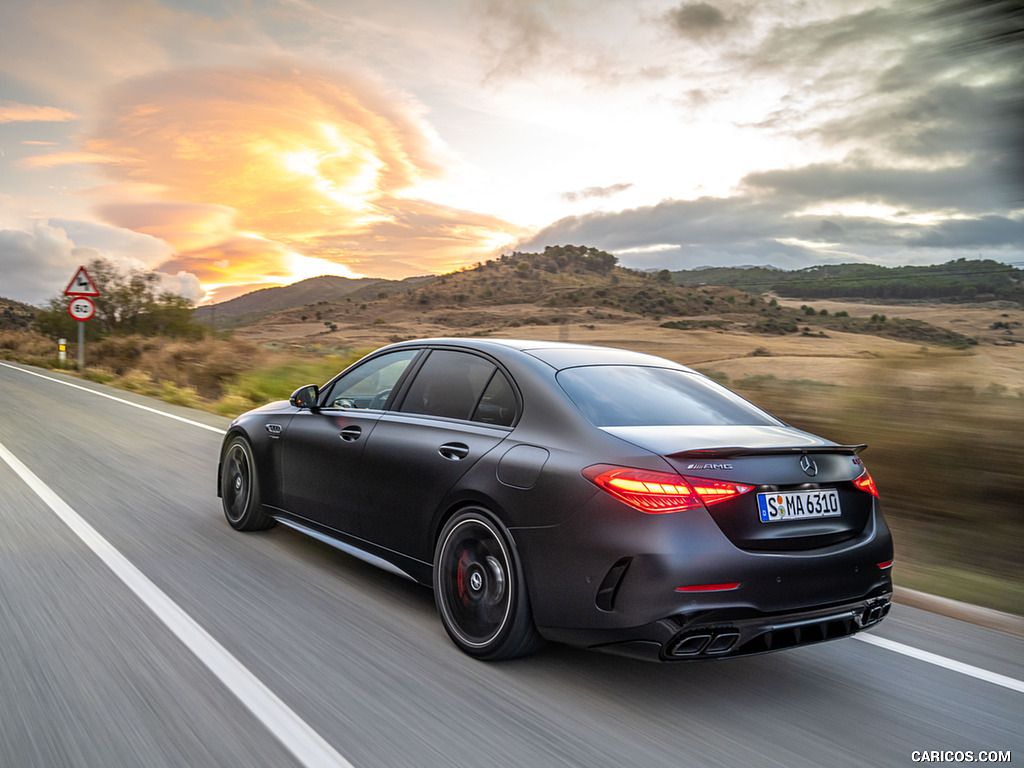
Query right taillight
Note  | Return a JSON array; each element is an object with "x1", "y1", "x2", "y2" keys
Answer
[
  {"x1": 853, "y1": 470, "x2": 880, "y2": 497},
  {"x1": 583, "y1": 465, "x2": 753, "y2": 514}
]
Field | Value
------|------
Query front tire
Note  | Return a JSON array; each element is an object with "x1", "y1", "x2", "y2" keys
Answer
[
  {"x1": 433, "y1": 508, "x2": 543, "y2": 660},
  {"x1": 221, "y1": 436, "x2": 275, "y2": 531}
]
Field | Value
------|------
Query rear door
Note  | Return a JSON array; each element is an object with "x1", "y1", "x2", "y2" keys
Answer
[{"x1": 357, "y1": 349, "x2": 517, "y2": 562}]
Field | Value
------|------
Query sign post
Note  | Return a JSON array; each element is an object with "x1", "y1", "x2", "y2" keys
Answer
[{"x1": 64, "y1": 266, "x2": 100, "y2": 372}]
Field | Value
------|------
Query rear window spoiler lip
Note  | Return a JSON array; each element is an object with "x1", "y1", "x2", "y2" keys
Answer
[{"x1": 670, "y1": 444, "x2": 867, "y2": 459}]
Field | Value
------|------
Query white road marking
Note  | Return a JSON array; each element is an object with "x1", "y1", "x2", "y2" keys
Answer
[
  {"x1": 0, "y1": 440, "x2": 354, "y2": 768},
  {"x1": 0, "y1": 361, "x2": 225, "y2": 434},
  {"x1": 855, "y1": 633, "x2": 1024, "y2": 694}
]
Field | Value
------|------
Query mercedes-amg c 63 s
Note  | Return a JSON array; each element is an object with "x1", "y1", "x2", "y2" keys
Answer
[{"x1": 218, "y1": 338, "x2": 892, "y2": 661}]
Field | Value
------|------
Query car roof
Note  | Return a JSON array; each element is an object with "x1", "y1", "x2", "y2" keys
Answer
[{"x1": 383, "y1": 337, "x2": 695, "y2": 373}]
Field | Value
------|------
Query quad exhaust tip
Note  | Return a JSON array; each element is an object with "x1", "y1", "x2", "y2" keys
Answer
[
  {"x1": 861, "y1": 600, "x2": 891, "y2": 626},
  {"x1": 667, "y1": 629, "x2": 740, "y2": 657}
]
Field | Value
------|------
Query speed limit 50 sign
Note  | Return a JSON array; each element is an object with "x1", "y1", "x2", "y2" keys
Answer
[{"x1": 68, "y1": 296, "x2": 96, "y2": 321}]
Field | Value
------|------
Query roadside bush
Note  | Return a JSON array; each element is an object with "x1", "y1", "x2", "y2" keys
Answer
[
  {"x1": 0, "y1": 330, "x2": 58, "y2": 363},
  {"x1": 159, "y1": 381, "x2": 200, "y2": 408}
]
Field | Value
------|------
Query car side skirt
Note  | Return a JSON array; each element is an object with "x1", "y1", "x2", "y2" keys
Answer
[{"x1": 267, "y1": 507, "x2": 433, "y2": 584}]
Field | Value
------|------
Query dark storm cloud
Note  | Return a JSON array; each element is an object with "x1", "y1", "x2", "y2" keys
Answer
[
  {"x1": 875, "y1": 59, "x2": 940, "y2": 94},
  {"x1": 739, "y1": 1, "x2": 1023, "y2": 205},
  {"x1": 812, "y1": 83, "x2": 993, "y2": 159},
  {"x1": 925, "y1": 0, "x2": 1024, "y2": 200},
  {"x1": 665, "y1": 3, "x2": 730, "y2": 40},
  {"x1": 908, "y1": 216, "x2": 1024, "y2": 249},
  {"x1": 562, "y1": 183, "x2": 633, "y2": 202},
  {"x1": 517, "y1": 196, "x2": 789, "y2": 254},
  {"x1": 740, "y1": 6, "x2": 907, "y2": 75},
  {"x1": 739, "y1": 1, "x2": 1021, "y2": 213},
  {"x1": 474, "y1": 1, "x2": 672, "y2": 87},
  {"x1": 713, "y1": 9, "x2": 906, "y2": 138},
  {"x1": 477, "y1": 0, "x2": 556, "y2": 81},
  {"x1": 741, "y1": 161, "x2": 1006, "y2": 214}
]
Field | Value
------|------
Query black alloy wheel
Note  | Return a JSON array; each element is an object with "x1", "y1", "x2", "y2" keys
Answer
[
  {"x1": 221, "y1": 436, "x2": 274, "y2": 531},
  {"x1": 434, "y1": 509, "x2": 542, "y2": 660}
]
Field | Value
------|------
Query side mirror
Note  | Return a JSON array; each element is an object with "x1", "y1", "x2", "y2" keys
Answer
[{"x1": 289, "y1": 384, "x2": 319, "y2": 409}]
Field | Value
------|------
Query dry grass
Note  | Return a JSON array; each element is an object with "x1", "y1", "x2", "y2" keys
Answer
[{"x1": 0, "y1": 329, "x2": 59, "y2": 364}]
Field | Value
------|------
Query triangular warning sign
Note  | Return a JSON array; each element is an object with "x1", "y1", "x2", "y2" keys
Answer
[{"x1": 64, "y1": 266, "x2": 100, "y2": 296}]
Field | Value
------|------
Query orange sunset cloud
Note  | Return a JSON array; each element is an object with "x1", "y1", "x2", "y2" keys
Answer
[
  {"x1": 83, "y1": 63, "x2": 521, "y2": 299},
  {"x1": 0, "y1": 102, "x2": 80, "y2": 124}
]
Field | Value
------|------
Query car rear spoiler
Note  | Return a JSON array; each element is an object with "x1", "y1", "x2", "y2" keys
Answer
[{"x1": 670, "y1": 444, "x2": 867, "y2": 459}]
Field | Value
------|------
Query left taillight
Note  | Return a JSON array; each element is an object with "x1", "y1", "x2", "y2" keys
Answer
[
  {"x1": 583, "y1": 465, "x2": 753, "y2": 514},
  {"x1": 853, "y1": 470, "x2": 880, "y2": 497}
]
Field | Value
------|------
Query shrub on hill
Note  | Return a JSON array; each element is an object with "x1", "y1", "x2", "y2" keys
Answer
[
  {"x1": 671, "y1": 258, "x2": 1024, "y2": 304},
  {"x1": 0, "y1": 300, "x2": 35, "y2": 331}
]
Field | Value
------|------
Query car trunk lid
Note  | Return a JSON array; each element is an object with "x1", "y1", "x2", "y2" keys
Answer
[{"x1": 603, "y1": 425, "x2": 874, "y2": 551}]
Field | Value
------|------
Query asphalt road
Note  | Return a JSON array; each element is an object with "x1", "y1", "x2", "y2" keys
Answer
[{"x1": 1, "y1": 360, "x2": 1020, "y2": 768}]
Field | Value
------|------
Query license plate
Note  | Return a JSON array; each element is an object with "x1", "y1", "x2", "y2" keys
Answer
[{"x1": 757, "y1": 489, "x2": 841, "y2": 522}]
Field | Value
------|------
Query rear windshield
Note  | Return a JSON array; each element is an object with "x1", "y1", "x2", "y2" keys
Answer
[{"x1": 557, "y1": 366, "x2": 782, "y2": 428}]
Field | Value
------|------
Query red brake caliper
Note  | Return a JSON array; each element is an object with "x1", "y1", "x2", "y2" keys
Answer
[{"x1": 457, "y1": 550, "x2": 469, "y2": 605}]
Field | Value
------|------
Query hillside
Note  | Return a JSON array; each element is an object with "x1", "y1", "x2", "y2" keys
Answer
[
  {"x1": 671, "y1": 259, "x2": 1023, "y2": 304},
  {"x1": 233, "y1": 245, "x2": 977, "y2": 350},
  {"x1": 0, "y1": 296, "x2": 36, "y2": 331},
  {"x1": 192, "y1": 274, "x2": 433, "y2": 328}
]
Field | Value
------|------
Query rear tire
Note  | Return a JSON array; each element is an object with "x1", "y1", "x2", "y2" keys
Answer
[
  {"x1": 221, "y1": 436, "x2": 275, "y2": 531},
  {"x1": 434, "y1": 508, "x2": 544, "y2": 660}
]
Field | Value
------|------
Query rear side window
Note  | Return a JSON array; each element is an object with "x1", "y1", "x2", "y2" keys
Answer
[
  {"x1": 472, "y1": 370, "x2": 517, "y2": 426},
  {"x1": 400, "y1": 350, "x2": 499, "y2": 422},
  {"x1": 557, "y1": 366, "x2": 781, "y2": 427}
]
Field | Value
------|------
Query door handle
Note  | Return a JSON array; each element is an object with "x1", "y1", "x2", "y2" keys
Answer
[
  {"x1": 438, "y1": 442, "x2": 470, "y2": 460},
  {"x1": 339, "y1": 426, "x2": 362, "y2": 442}
]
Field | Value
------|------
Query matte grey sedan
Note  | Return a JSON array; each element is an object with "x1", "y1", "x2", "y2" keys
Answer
[{"x1": 219, "y1": 338, "x2": 893, "y2": 661}]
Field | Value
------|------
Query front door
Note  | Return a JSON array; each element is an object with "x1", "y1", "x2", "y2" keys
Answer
[{"x1": 279, "y1": 348, "x2": 420, "y2": 537}]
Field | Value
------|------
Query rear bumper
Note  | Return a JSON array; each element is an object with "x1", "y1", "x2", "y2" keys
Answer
[
  {"x1": 541, "y1": 587, "x2": 892, "y2": 661},
  {"x1": 515, "y1": 491, "x2": 894, "y2": 661}
]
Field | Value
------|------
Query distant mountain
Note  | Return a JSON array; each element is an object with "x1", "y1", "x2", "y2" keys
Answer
[
  {"x1": 236, "y1": 245, "x2": 976, "y2": 349},
  {"x1": 671, "y1": 259, "x2": 1023, "y2": 304},
  {"x1": 0, "y1": 296, "x2": 36, "y2": 331},
  {"x1": 193, "y1": 274, "x2": 434, "y2": 328}
]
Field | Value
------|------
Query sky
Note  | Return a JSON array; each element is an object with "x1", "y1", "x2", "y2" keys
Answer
[{"x1": 0, "y1": 0, "x2": 1021, "y2": 306}]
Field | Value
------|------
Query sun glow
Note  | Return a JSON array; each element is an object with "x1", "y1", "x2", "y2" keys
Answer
[
  {"x1": 280, "y1": 133, "x2": 388, "y2": 222},
  {"x1": 283, "y1": 149, "x2": 321, "y2": 177},
  {"x1": 287, "y1": 252, "x2": 363, "y2": 282},
  {"x1": 237, "y1": 232, "x2": 363, "y2": 283}
]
